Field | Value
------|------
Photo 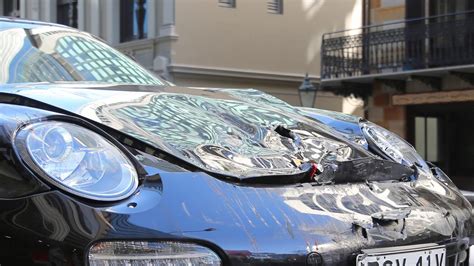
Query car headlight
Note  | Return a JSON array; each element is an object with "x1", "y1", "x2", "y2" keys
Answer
[
  {"x1": 360, "y1": 121, "x2": 430, "y2": 175},
  {"x1": 15, "y1": 121, "x2": 138, "y2": 201},
  {"x1": 88, "y1": 241, "x2": 222, "y2": 265}
]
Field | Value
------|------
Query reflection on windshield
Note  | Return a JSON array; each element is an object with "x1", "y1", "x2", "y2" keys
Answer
[{"x1": 0, "y1": 25, "x2": 165, "y2": 85}]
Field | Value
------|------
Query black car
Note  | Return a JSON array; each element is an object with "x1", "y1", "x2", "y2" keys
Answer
[{"x1": 0, "y1": 17, "x2": 471, "y2": 266}]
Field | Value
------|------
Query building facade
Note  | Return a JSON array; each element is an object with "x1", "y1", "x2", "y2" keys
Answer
[
  {"x1": 0, "y1": 0, "x2": 365, "y2": 115},
  {"x1": 321, "y1": 0, "x2": 474, "y2": 189}
]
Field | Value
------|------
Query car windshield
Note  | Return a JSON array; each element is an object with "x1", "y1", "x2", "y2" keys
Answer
[{"x1": 0, "y1": 23, "x2": 166, "y2": 85}]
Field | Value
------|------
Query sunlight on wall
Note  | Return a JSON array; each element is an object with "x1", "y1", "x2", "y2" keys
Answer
[
  {"x1": 344, "y1": 0, "x2": 364, "y2": 116},
  {"x1": 345, "y1": 0, "x2": 363, "y2": 30},
  {"x1": 302, "y1": 0, "x2": 325, "y2": 66},
  {"x1": 306, "y1": 37, "x2": 320, "y2": 66},
  {"x1": 302, "y1": 0, "x2": 325, "y2": 20},
  {"x1": 303, "y1": 0, "x2": 363, "y2": 69}
]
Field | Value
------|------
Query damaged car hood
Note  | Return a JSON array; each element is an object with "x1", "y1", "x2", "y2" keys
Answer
[
  {"x1": 0, "y1": 83, "x2": 472, "y2": 264},
  {"x1": 2, "y1": 83, "x2": 398, "y2": 181}
]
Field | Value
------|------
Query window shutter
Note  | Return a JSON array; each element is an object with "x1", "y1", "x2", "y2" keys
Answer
[{"x1": 268, "y1": 0, "x2": 283, "y2": 14}]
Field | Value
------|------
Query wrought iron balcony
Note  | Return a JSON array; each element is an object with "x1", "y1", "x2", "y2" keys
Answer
[{"x1": 321, "y1": 11, "x2": 474, "y2": 81}]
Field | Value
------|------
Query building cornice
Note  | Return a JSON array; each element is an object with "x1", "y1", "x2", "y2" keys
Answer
[
  {"x1": 113, "y1": 34, "x2": 179, "y2": 51},
  {"x1": 168, "y1": 64, "x2": 320, "y2": 83},
  {"x1": 114, "y1": 38, "x2": 155, "y2": 50}
]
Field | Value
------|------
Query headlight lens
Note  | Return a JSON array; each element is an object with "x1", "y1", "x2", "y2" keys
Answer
[
  {"x1": 16, "y1": 121, "x2": 138, "y2": 201},
  {"x1": 360, "y1": 121, "x2": 430, "y2": 175},
  {"x1": 88, "y1": 241, "x2": 222, "y2": 265}
]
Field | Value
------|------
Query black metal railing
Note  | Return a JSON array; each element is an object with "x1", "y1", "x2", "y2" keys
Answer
[{"x1": 321, "y1": 11, "x2": 474, "y2": 80}]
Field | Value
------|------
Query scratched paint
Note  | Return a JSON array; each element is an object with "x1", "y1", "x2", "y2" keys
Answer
[{"x1": 0, "y1": 84, "x2": 472, "y2": 264}]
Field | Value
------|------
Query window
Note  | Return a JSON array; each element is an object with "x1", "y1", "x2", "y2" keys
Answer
[
  {"x1": 57, "y1": 0, "x2": 78, "y2": 28},
  {"x1": 267, "y1": 0, "x2": 283, "y2": 14},
  {"x1": 415, "y1": 116, "x2": 439, "y2": 162},
  {"x1": 219, "y1": 0, "x2": 235, "y2": 8},
  {"x1": 2, "y1": 0, "x2": 20, "y2": 17},
  {"x1": 120, "y1": 0, "x2": 148, "y2": 42}
]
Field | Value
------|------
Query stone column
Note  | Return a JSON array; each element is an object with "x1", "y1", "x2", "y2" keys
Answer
[
  {"x1": 154, "y1": 0, "x2": 177, "y2": 80},
  {"x1": 78, "y1": 0, "x2": 85, "y2": 30},
  {"x1": 159, "y1": 0, "x2": 176, "y2": 37},
  {"x1": 29, "y1": 0, "x2": 40, "y2": 20},
  {"x1": 89, "y1": 0, "x2": 101, "y2": 36},
  {"x1": 104, "y1": 0, "x2": 119, "y2": 44},
  {"x1": 20, "y1": 0, "x2": 26, "y2": 18},
  {"x1": 42, "y1": 0, "x2": 57, "y2": 23},
  {"x1": 147, "y1": 0, "x2": 156, "y2": 38}
]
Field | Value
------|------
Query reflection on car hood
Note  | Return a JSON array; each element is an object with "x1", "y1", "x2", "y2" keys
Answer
[{"x1": 1, "y1": 83, "x2": 373, "y2": 179}]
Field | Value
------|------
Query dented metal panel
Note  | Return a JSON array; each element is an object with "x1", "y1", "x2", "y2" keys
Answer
[
  {"x1": 126, "y1": 154, "x2": 471, "y2": 264},
  {"x1": 0, "y1": 84, "x2": 470, "y2": 264},
  {"x1": 0, "y1": 84, "x2": 373, "y2": 180}
]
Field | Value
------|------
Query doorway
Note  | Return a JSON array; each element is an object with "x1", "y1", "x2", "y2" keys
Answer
[{"x1": 407, "y1": 102, "x2": 474, "y2": 190}]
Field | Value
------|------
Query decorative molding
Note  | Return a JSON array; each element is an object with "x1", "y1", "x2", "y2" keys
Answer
[
  {"x1": 114, "y1": 36, "x2": 178, "y2": 54},
  {"x1": 168, "y1": 64, "x2": 320, "y2": 83},
  {"x1": 114, "y1": 38, "x2": 155, "y2": 50},
  {"x1": 392, "y1": 89, "x2": 474, "y2": 105},
  {"x1": 156, "y1": 34, "x2": 179, "y2": 42},
  {"x1": 158, "y1": 24, "x2": 178, "y2": 38}
]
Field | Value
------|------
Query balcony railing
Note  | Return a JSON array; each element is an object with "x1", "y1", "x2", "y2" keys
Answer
[{"x1": 321, "y1": 11, "x2": 474, "y2": 80}]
